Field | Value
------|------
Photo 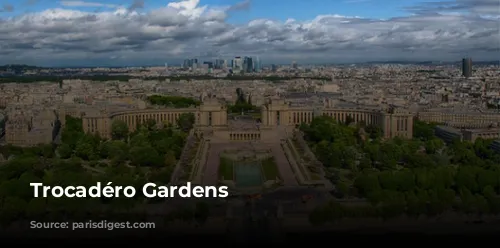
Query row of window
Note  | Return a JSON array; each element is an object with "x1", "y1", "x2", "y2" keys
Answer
[{"x1": 288, "y1": 111, "x2": 383, "y2": 125}]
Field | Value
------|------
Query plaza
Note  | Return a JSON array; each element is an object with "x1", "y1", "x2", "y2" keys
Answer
[{"x1": 169, "y1": 99, "x2": 334, "y2": 191}]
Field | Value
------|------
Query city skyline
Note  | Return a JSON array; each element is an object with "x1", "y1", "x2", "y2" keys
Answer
[{"x1": 0, "y1": 0, "x2": 498, "y2": 66}]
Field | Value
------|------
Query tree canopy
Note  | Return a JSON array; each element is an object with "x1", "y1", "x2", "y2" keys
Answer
[
  {"x1": 303, "y1": 116, "x2": 500, "y2": 225},
  {"x1": 146, "y1": 95, "x2": 201, "y2": 108},
  {"x1": 0, "y1": 114, "x2": 196, "y2": 225}
]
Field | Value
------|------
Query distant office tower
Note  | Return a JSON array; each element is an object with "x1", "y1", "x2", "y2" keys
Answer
[
  {"x1": 291, "y1": 61, "x2": 298, "y2": 69},
  {"x1": 243, "y1": 56, "x2": 253, "y2": 73},
  {"x1": 214, "y1": 59, "x2": 224, "y2": 69},
  {"x1": 242, "y1": 57, "x2": 248, "y2": 72},
  {"x1": 233, "y1": 57, "x2": 242, "y2": 72},
  {"x1": 182, "y1": 59, "x2": 190, "y2": 68},
  {"x1": 203, "y1": 61, "x2": 213, "y2": 69},
  {"x1": 183, "y1": 58, "x2": 199, "y2": 69},
  {"x1": 254, "y1": 57, "x2": 261, "y2": 72},
  {"x1": 271, "y1": 64, "x2": 277, "y2": 72},
  {"x1": 462, "y1": 58, "x2": 472, "y2": 78}
]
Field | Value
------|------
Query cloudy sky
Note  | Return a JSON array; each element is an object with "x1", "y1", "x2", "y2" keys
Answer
[{"x1": 0, "y1": 0, "x2": 499, "y2": 66}]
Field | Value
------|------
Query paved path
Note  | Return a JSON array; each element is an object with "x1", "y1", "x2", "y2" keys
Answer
[{"x1": 270, "y1": 144, "x2": 299, "y2": 186}]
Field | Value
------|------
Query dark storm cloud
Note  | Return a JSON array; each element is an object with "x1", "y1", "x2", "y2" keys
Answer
[{"x1": 0, "y1": 0, "x2": 498, "y2": 64}]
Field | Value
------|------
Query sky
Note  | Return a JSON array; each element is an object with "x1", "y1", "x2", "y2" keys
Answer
[{"x1": 0, "y1": 0, "x2": 499, "y2": 66}]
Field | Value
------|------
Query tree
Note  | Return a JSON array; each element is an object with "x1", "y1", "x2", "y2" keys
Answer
[
  {"x1": 0, "y1": 157, "x2": 36, "y2": 182},
  {"x1": 74, "y1": 138, "x2": 94, "y2": 160},
  {"x1": 56, "y1": 143, "x2": 72, "y2": 159},
  {"x1": 177, "y1": 113, "x2": 195, "y2": 132},
  {"x1": 146, "y1": 95, "x2": 200, "y2": 108},
  {"x1": 413, "y1": 120, "x2": 436, "y2": 141},
  {"x1": 0, "y1": 197, "x2": 27, "y2": 224},
  {"x1": 164, "y1": 151, "x2": 177, "y2": 167},
  {"x1": 36, "y1": 144, "x2": 55, "y2": 158},
  {"x1": 129, "y1": 132, "x2": 150, "y2": 147},
  {"x1": 146, "y1": 119, "x2": 157, "y2": 131},
  {"x1": 365, "y1": 124, "x2": 383, "y2": 139},
  {"x1": 425, "y1": 138, "x2": 444, "y2": 154},
  {"x1": 149, "y1": 167, "x2": 173, "y2": 184},
  {"x1": 61, "y1": 116, "x2": 84, "y2": 148},
  {"x1": 405, "y1": 191, "x2": 426, "y2": 216},
  {"x1": 107, "y1": 140, "x2": 128, "y2": 162},
  {"x1": 344, "y1": 115, "x2": 354, "y2": 126},
  {"x1": 111, "y1": 119, "x2": 129, "y2": 140},
  {"x1": 456, "y1": 166, "x2": 479, "y2": 193},
  {"x1": 477, "y1": 168, "x2": 498, "y2": 191},
  {"x1": 129, "y1": 146, "x2": 162, "y2": 167},
  {"x1": 335, "y1": 181, "x2": 349, "y2": 198},
  {"x1": 354, "y1": 173, "x2": 381, "y2": 196}
]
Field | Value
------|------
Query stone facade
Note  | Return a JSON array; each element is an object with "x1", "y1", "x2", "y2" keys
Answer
[
  {"x1": 4, "y1": 97, "x2": 416, "y2": 146},
  {"x1": 418, "y1": 109, "x2": 500, "y2": 129},
  {"x1": 261, "y1": 98, "x2": 414, "y2": 139},
  {"x1": 5, "y1": 110, "x2": 55, "y2": 147},
  {"x1": 81, "y1": 97, "x2": 414, "y2": 140}
]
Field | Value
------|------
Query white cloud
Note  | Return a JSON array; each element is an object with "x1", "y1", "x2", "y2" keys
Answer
[
  {"x1": 0, "y1": 0, "x2": 498, "y2": 66},
  {"x1": 60, "y1": 1, "x2": 118, "y2": 8}
]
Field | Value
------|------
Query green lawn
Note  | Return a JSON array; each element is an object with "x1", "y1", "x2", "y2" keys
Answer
[
  {"x1": 250, "y1": 112, "x2": 262, "y2": 119},
  {"x1": 310, "y1": 173, "x2": 322, "y2": 180},
  {"x1": 219, "y1": 157, "x2": 234, "y2": 180},
  {"x1": 261, "y1": 157, "x2": 280, "y2": 180}
]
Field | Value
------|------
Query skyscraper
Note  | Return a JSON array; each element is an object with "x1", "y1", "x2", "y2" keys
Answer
[
  {"x1": 462, "y1": 58, "x2": 472, "y2": 78},
  {"x1": 233, "y1": 57, "x2": 242, "y2": 72},
  {"x1": 243, "y1": 57, "x2": 253, "y2": 73},
  {"x1": 182, "y1": 58, "x2": 198, "y2": 69},
  {"x1": 254, "y1": 57, "x2": 261, "y2": 72},
  {"x1": 214, "y1": 59, "x2": 224, "y2": 69},
  {"x1": 182, "y1": 59, "x2": 190, "y2": 68}
]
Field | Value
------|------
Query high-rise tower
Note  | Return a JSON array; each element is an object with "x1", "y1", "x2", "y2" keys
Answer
[
  {"x1": 243, "y1": 57, "x2": 253, "y2": 73},
  {"x1": 254, "y1": 56, "x2": 261, "y2": 72},
  {"x1": 233, "y1": 57, "x2": 242, "y2": 73},
  {"x1": 462, "y1": 58, "x2": 472, "y2": 78}
]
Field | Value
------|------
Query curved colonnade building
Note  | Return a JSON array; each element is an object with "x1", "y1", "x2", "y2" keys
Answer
[{"x1": 78, "y1": 97, "x2": 414, "y2": 140}]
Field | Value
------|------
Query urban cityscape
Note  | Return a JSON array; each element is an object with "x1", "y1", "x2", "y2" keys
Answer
[{"x1": 0, "y1": 0, "x2": 499, "y2": 240}]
